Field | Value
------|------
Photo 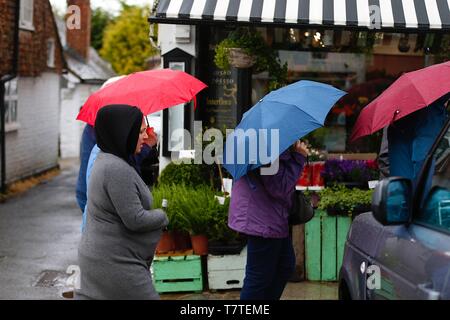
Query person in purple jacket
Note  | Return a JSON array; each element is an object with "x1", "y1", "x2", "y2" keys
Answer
[{"x1": 228, "y1": 140, "x2": 309, "y2": 300}]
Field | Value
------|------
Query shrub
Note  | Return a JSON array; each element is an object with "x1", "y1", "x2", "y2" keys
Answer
[
  {"x1": 157, "y1": 160, "x2": 209, "y2": 188},
  {"x1": 317, "y1": 185, "x2": 373, "y2": 216}
]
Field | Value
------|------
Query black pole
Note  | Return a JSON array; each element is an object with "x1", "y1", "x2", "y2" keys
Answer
[
  {"x1": 233, "y1": 67, "x2": 253, "y2": 125},
  {"x1": 0, "y1": 82, "x2": 6, "y2": 193},
  {"x1": 0, "y1": 0, "x2": 20, "y2": 194}
]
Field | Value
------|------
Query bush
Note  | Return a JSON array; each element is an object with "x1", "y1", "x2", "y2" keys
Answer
[
  {"x1": 157, "y1": 159, "x2": 227, "y2": 191},
  {"x1": 157, "y1": 160, "x2": 209, "y2": 188},
  {"x1": 317, "y1": 185, "x2": 373, "y2": 216}
]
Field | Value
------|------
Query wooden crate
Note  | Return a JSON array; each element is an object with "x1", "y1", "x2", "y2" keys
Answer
[
  {"x1": 152, "y1": 255, "x2": 203, "y2": 293},
  {"x1": 305, "y1": 211, "x2": 351, "y2": 281},
  {"x1": 207, "y1": 246, "x2": 247, "y2": 290}
]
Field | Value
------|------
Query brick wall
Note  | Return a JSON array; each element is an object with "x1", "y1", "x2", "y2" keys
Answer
[
  {"x1": 18, "y1": 0, "x2": 65, "y2": 76},
  {"x1": 66, "y1": 0, "x2": 91, "y2": 60},
  {"x1": 0, "y1": 0, "x2": 17, "y2": 76},
  {"x1": 0, "y1": 0, "x2": 65, "y2": 78}
]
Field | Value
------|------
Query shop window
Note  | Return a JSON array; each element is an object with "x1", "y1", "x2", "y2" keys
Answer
[
  {"x1": 20, "y1": 0, "x2": 34, "y2": 31},
  {"x1": 205, "y1": 26, "x2": 446, "y2": 154}
]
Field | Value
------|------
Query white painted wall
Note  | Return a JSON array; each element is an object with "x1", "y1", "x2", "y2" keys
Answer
[
  {"x1": 158, "y1": 24, "x2": 197, "y2": 57},
  {"x1": 5, "y1": 73, "x2": 61, "y2": 183},
  {"x1": 60, "y1": 77, "x2": 100, "y2": 159}
]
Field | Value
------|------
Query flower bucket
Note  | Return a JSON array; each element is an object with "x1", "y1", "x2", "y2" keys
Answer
[
  {"x1": 297, "y1": 164, "x2": 312, "y2": 186},
  {"x1": 172, "y1": 230, "x2": 192, "y2": 251},
  {"x1": 191, "y1": 234, "x2": 208, "y2": 256},
  {"x1": 228, "y1": 48, "x2": 256, "y2": 69},
  {"x1": 156, "y1": 231, "x2": 175, "y2": 254},
  {"x1": 311, "y1": 162, "x2": 325, "y2": 186}
]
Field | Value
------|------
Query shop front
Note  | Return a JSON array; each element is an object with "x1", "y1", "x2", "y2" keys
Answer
[
  {"x1": 151, "y1": 0, "x2": 450, "y2": 168},
  {"x1": 150, "y1": 0, "x2": 449, "y2": 284}
]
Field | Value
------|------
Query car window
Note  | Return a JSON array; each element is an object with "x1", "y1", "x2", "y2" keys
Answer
[{"x1": 416, "y1": 124, "x2": 450, "y2": 233}]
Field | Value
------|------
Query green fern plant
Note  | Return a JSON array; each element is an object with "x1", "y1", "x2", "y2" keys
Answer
[{"x1": 214, "y1": 27, "x2": 288, "y2": 90}]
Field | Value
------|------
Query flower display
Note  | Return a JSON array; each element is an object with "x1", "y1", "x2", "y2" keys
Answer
[{"x1": 321, "y1": 159, "x2": 379, "y2": 185}]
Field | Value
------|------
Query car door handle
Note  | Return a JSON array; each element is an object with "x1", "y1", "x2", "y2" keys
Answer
[{"x1": 417, "y1": 283, "x2": 440, "y2": 300}]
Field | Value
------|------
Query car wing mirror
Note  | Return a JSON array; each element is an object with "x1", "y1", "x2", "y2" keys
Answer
[{"x1": 372, "y1": 177, "x2": 413, "y2": 226}]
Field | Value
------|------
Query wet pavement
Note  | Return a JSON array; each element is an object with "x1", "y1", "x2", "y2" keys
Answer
[
  {"x1": 0, "y1": 159, "x2": 82, "y2": 299},
  {"x1": 161, "y1": 281, "x2": 338, "y2": 300},
  {"x1": 0, "y1": 158, "x2": 338, "y2": 300}
]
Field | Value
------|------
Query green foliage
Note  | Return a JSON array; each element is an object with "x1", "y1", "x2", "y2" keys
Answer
[
  {"x1": 207, "y1": 197, "x2": 240, "y2": 243},
  {"x1": 436, "y1": 34, "x2": 450, "y2": 63},
  {"x1": 158, "y1": 161, "x2": 209, "y2": 189},
  {"x1": 152, "y1": 184, "x2": 186, "y2": 231},
  {"x1": 91, "y1": 8, "x2": 114, "y2": 51},
  {"x1": 100, "y1": 5, "x2": 158, "y2": 75},
  {"x1": 214, "y1": 27, "x2": 288, "y2": 90},
  {"x1": 318, "y1": 185, "x2": 373, "y2": 215},
  {"x1": 152, "y1": 185, "x2": 237, "y2": 240}
]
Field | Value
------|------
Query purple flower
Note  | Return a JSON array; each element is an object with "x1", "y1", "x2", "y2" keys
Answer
[{"x1": 321, "y1": 159, "x2": 378, "y2": 183}]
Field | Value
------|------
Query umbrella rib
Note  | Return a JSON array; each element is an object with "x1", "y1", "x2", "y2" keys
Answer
[{"x1": 265, "y1": 101, "x2": 326, "y2": 126}]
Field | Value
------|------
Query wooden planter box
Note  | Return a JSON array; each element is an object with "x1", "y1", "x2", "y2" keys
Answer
[
  {"x1": 207, "y1": 246, "x2": 247, "y2": 290},
  {"x1": 152, "y1": 255, "x2": 203, "y2": 293},
  {"x1": 305, "y1": 210, "x2": 352, "y2": 281}
]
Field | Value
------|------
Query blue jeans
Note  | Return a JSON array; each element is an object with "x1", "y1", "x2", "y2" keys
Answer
[{"x1": 240, "y1": 235, "x2": 295, "y2": 300}]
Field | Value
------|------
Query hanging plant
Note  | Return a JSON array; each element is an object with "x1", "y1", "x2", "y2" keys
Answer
[{"x1": 214, "y1": 27, "x2": 288, "y2": 90}]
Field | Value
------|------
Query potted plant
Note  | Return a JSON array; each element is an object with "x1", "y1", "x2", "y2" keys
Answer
[
  {"x1": 168, "y1": 185, "x2": 226, "y2": 256},
  {"x1": 321, "y1": 159, "x2": 379, "y2": 189},
  {"x1": 214, "y1": 27, "x2": 288, "y2": 90},
  {"x1": 317, "y1": 185, "x2": 373, "y2": 218},
  {"x1": 152, "y1": 185, "x2": 192, "y2": 253},
  {"x1": 207, "y1": 196, "x2": 246, "y2": 255}
]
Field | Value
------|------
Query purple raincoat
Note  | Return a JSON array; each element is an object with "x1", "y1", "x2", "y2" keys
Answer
[{"x1": 228, "y1": 150, "x2": 306, "y2": 239}]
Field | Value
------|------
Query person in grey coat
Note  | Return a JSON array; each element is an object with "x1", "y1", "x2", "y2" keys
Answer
[{"x1": 75, "y1": 105, "x2": 168, "y2": 300}]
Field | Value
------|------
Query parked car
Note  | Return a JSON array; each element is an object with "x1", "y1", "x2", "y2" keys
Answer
[{"x1": 339, "y1": 118, "x2": 450, "y2": 300}]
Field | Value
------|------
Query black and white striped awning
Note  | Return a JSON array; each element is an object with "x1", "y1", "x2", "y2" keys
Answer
[{"x1": 151, "y1": 0, "x2": 450, "y2": 30}]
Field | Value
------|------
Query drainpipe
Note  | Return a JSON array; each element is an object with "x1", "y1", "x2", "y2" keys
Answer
[{"x1": 0, "y1": 0, "x2": 20, "y2": 193}]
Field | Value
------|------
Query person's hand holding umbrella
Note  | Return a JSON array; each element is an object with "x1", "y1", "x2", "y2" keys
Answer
[
  {"x1": 292, "y1": 140, "x2": 310, "y2": 158},
  {"x1": 144, "y1": 127, "x2": 158, "y2": 148}
]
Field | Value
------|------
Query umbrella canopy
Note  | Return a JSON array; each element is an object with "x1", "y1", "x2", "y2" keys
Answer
[
  {"x1": 223, "y1": 80, "x2": 346, "y2": 181},
  {"x1": 350, "y1": 61, "x2": 450, "y2": 142},
  {"x1": 77, "y1": 69, "x2": 207, "y2": 126}
]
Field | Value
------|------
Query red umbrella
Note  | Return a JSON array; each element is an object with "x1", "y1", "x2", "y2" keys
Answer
[
  {"x1": 76, "y1": 69, "x2": 208, "y2": 126},
  {"x1": 350, "y1": 61, "x2": 450, "y2": 142}
]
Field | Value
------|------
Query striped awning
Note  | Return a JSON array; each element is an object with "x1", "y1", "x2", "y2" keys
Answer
[{"x1": 151, "y1": 0, "x2": 450, "y2": 30}]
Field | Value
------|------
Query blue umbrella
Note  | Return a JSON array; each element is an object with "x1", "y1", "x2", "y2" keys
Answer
[{"x1": 222, "y1": 80, "x2": 347, "y2": 181}]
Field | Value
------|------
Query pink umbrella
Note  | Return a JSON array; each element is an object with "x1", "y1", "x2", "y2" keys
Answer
[
  {"x1": 350, "y1": 61, "x2": 450, "y2": 142},
  {"x1": 77, "y1": 69, "x2": 207, "y2": 126}
]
